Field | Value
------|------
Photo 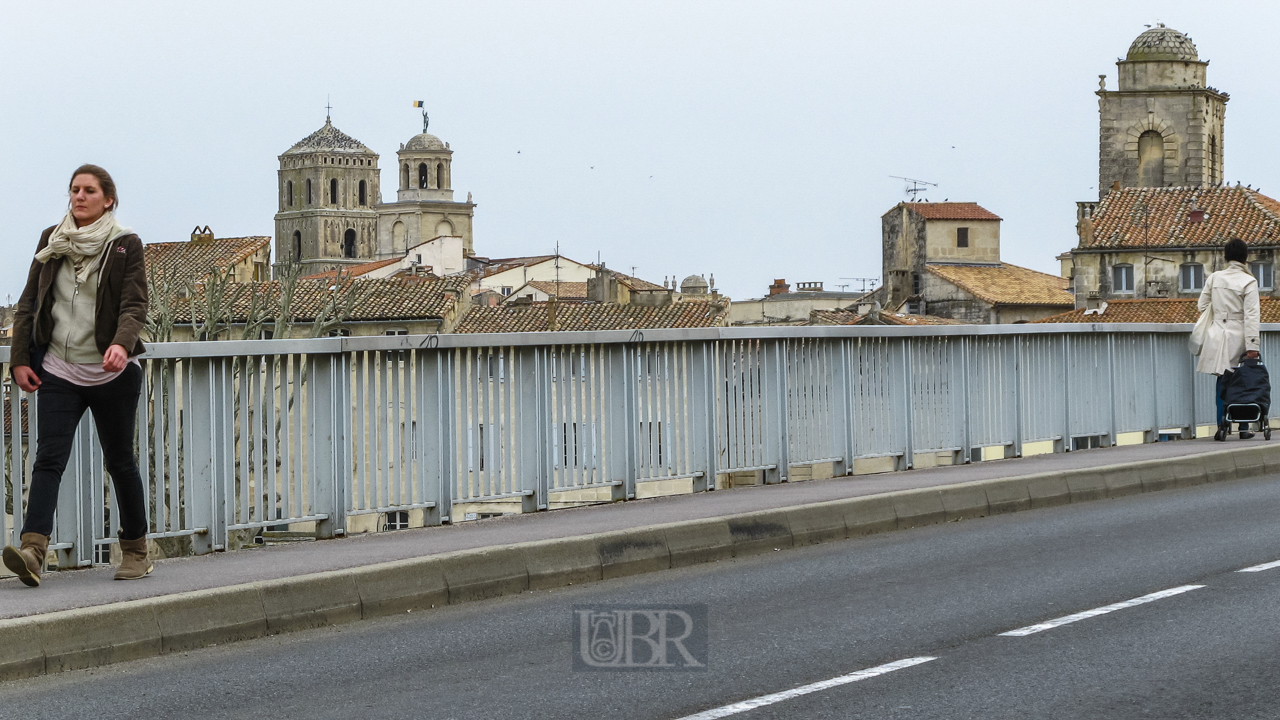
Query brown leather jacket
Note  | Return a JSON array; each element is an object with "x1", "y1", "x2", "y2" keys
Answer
[{"x1": 10, "y1": 225, "x2": 149, "y2": 370}]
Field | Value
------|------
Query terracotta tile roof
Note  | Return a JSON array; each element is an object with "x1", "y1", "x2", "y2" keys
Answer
[
  {"x1": 1082, "y1": 186, "x2": 1280, "y2": 249},
  {"x1": 809, "y1": 309, "x2": 964, "y2": 326},
  {"x1": 522, "y1": 281, "x2": 589, "y2": 299},
  {"x1": 1035, "y1": 297, "x2": 1280, "y2": 324},
  {"x1": 145, "y1": 237, "x2": 270, "y2": 282},
  {"x1": 455, "y1": 301, "x2": 725, "y2": 334},
  {"x1": 301, "y1": 257, "x2": 400, "y2": 280},
  {"x1": 173, "y1": 276, "x2": 469, "y2": 324},
  {"x1": 900, "y1": 202, "x2": 1001, "y2": 221},
  {"x1": 480, "y1": 255, "x2": 557, "y2": 279},
  {"x1": 926, "y1": 263, "x2": 1073, "y2": 307},
  {"x1": 608, "y1": 270, "x2": 666, "y2": 292}
]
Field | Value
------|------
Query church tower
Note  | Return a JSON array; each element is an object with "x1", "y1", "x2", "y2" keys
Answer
[
  {"x1": 374, "y1": 115, "x2": 475, "y2": 260},
  {"x1": 274, "y1": 116, "x2": 381, "y2": 276},
  {"x1": 1097, "y1": 25, "x2": 1227, "y2": 199}
]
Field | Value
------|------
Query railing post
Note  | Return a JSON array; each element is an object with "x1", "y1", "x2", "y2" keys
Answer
[
  {"x1": 1062, "y1": 333, "x2": 1072, "y2": 452},
  {"x1": 515, "y1": 346, "x2": 549, "y2": 512},
  {"x1": 959, "y1": 336, "x2": 972, "y2": 463},
  {"x1": 1012, "y1": 336, "x2": 1024, "y2": 457},
  {"x1": 309, "y1": 352, "x2": 350, "y2": 539},
  {"x1": 1149, "y1": 334, "x2": 1160, "y2": 442},
  {"x1": 1107, "y1": 333, "x2": 1118, "y2": 447},
  {"x1": 185, "y1": 357, "x2": 219, "y2": 555},
  {"x1": 759, "y1": 339, "x2": 790, "y2": 483},
  {"x1": 54, "y1": 417, "x2": 95, "y2": 568},
  {"x1": 826, "y1": 338, "x2": 852, "y2": 477},
  {"x1": 687, "y1": 340, "x2": 719, "y2": 492},
  {"x1": 901, "y1": 339, "x2": 915, "y2": 470},
  {"x1": 417, "y1": 345, "x2": 453, "y2": 525}
]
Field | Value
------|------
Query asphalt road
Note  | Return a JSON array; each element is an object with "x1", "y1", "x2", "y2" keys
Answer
[{"x1": 6, "y1": 473, "x2": 1280, "y2": 720}]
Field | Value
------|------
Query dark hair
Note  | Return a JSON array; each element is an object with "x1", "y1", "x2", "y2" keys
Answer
[
  {"x1": 68, "y1": 164, "x2": 118, "y2": 211},
  {"x1": 1225, "y1": 237, "x2": 1248, "y2": 263}
]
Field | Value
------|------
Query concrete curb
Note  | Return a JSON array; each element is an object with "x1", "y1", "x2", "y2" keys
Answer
[{"x1": 3, "y1": 443, "x2": 1278, "y2": 681}]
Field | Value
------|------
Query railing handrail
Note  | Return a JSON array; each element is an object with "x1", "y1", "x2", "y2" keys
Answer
[{"x1": 0, "y1": 321, "x2": 1240, "y2": 362}]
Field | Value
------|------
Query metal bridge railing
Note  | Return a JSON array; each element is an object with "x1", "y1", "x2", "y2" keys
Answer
[{"x1": 0, "y1": 323, "x2": 1243, "y2": 567}]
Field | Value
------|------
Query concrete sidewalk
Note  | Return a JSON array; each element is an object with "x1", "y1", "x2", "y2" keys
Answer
[
  {"x1": 0, "y1": 438, "x2": 1262, "y2": 620},
  {"x1": 2, "y1": 437, "x2": 1278, "y2": 681}
]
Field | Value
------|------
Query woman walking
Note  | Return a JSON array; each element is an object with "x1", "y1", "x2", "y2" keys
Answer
[
  {"x1": 2, "y1": 165, "x2": 151, "y2": 587},
  {"x1": 1196, "y1": 237, "x2": 1262, "y2": 440}
]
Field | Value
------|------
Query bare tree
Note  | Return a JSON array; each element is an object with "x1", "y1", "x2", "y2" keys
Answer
[
  {"x1": 187, "y1": 265, "x2": 245, "y2": 341},
  {"x1": 145, "y1": 264, "x2": 182, "y2": 343},
  {"x1": 310, "y1": 272, "x2": 372, "y2": 338},
  {"x1": 272, "y1": 261, "x2": 302, "y2": 340}
]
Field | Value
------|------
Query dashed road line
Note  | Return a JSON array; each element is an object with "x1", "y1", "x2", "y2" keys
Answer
[
  {"x1": 1237, "y1": 559, "x2": 1280, "y2": 573},
  {"x1": 673, "y1": 657, "x2": 937, "y2": 720},
  {"x1": 1000, "y1": 585, "x2": 1205, "y2": 637}
]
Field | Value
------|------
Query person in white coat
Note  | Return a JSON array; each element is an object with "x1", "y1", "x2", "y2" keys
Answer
[{"x1": 1196, "y1": 238, "x2": 1261, "y2": 439}]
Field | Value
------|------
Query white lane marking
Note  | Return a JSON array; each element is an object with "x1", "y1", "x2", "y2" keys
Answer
[
  {"x1": 1000, "y1": 585, "x2": 1205, "y2": 637},
  {"x1": 1238, "y1": 559, "x2": 1280, "y2": 573},
  {"x1": 673, "y1": 657, "x2": 936, "y2": 720}
]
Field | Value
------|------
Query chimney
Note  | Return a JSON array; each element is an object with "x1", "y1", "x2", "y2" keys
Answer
[
  {"x1": 190, "y1": 225, "x2": 214, "y2": 244},
  {"x1": 768, "y1": 278, "x2": 790, "y2": 296},
  {"x1": 547, "y1": 295, "x2": 559, "y2": 332},
  {"x1": 1112, "y1": 180, "x2": 1120, "y2": 193},
  {"x1": 1085, "y1": 291, "x2": 1101, "y2": 311}
]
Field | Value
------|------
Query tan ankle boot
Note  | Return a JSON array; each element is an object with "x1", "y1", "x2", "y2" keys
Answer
[
  {"x1": 3, "y1": 533, "x2": 49, "y2": 587},
  {"x1": 114, "y1": 537, "x2": 153, "y2": 580}
]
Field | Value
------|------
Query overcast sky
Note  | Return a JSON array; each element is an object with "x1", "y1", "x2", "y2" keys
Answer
[{"x1": 2, "y1": 1, "x2": 1277, "y2": 301}]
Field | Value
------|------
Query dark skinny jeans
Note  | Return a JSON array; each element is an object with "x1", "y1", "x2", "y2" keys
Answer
[{"x1": 20, "y1": 364, "x2": 148, "y2": 540}]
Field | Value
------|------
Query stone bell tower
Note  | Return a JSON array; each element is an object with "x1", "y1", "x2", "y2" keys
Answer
[
  {"x1": 274, "y1": 115, "x2": 381, "y2": 276},
  {"x1": 1097, "y1": 24, "x2": 1227, "y2": 199},
  {"x1": 374, "y1": 112, "x2": 476, "y2": 259}
]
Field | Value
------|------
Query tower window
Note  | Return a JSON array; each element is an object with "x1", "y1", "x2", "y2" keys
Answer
[
  {"x1": 436, "y1": 162, "x2": 444, "y2": 189},
  {"x1": 358, "y1": 180, "x2": 367, "y2": 206},
  {"x1": 330, "y1": 178, "x2": 338, "y2": 205},
  {"x1": 343, "y1": 229, "x2": 357, "y2": 259},
  {"x1": 1250, "y1": 261, "x2": 1273, "y2": 290},
  {"x1": 1138, "y1": 130, "x2": 1165, "y2": 188},
  {"x1": 292, "y1": 230, "x2": 302, "y2": 260},
  {"x1": 418, "y1": 163, "x2": 428, "y2": 189},
  {"x1": 401, "y1": 163, "x2": 409, "y2": 190},
  {"x1": 287, "y1": 180, "x2": 294, "y2": 207},
  {"x1": 957, "y1": 227, "x2": 969, "y2": 248},
  {"x1": 911, "y1": 272, "x2": 921, "y2": 295},
  {"x1": 306, "y1": 179, "x2": 313, "y2": 205},
  {"x1": 1179, "y1": 263, "x2": 1205, "y2": 292},
  {"x1": 1112, "y1": 264, "x2": 1134, "y2": 294}
]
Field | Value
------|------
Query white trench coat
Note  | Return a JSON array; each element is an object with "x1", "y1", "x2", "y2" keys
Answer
[{"x1": 1196, "y1": 260, "x2": 1261, "y2": 375}]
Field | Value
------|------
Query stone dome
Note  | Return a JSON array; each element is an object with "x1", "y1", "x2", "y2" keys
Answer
[
  {"x1": 284, "y1": 118, "x2": 374, "y2": 155},
  {"x1": 404, "y1": 133, "x2": 446, "y2": 151},
  {"x1": 680, "y1": 274, "x2": 709, "y2": 295},
  {"x1": 1126, "y1": 25, "x2": 1199, "y2": 62}
]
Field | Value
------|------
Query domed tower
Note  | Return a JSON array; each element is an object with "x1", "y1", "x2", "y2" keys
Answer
[
  {"x1": 1097, "y1": 25, "x2": 1227, "y2": 198},
  {"x1": 274, "y1": 116, "x2": 381, "y2": 276},
  {"x1": 375, "y1": 115, "x2": 476, "y2": 260}
]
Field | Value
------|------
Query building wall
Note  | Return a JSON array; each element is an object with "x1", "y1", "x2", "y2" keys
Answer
[
  {"x1": 882, "y1": 206, "x2": 927, "y2": 310},
  {"x1": 728, "y1": 295, "x2": 865, "y2": 326},
  {"x1": 375, "y1": 205, "x2": 474, "y2": 260},
  {"x1": 924, "y1": 219, "x2": 1000, "y2": 264},
  {"x1": 478, "y1": 259, "x2": 595, "y2": 297},
  {"x1": 1071, "y1": 247, "x2": 1278, "y2": 305}
]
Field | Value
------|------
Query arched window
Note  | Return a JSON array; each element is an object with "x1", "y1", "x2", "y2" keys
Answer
[
  {"x1": 358, "y1": 180, "x2": 367, "y2": 206},
  {"x1": 306, "y1": 179, "x2": 313, "y2": 205},
  {"x1": 287, "y1": 180, "x2": 294, "y2": 207},
  {"x1": 292, "y1": 230, "x2": 302, "y2": 260},
  {"x1": 436, "y1": 162, "x2": 445, "y2": 189},
  {"x1": 392, "y1": 221, "x2": 407, "y2": 251},
  {"x1": 1138, "y1": 130, "x2": 1165, "y2": 187},
  {"x1": 418, "y1": 163, "x2": 428, "y2": 189},
  {"x1": 343, "y1": 229, "x2": 357, "y2": 259},
  {"x1": 401, "y1": 163, "x2": 409, "y2": 190},
  {"x1": 330, "y1": 178, "x2": 339, "y2": 205}
]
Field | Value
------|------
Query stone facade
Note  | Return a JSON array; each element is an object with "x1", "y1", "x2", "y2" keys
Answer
[
  {"x1": 1097, "y1": 25, "x2": 1227, "y2": 198},
  {"x1": 273, "y1": 118, "x2": 381, "y2": 276},
  {"x1": 881, "y1": 202, "x2": 1002, "y2": 312}
]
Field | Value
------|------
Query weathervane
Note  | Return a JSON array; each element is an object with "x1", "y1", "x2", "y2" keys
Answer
[{"x1": 413, "y1": 100, "x2": 428, "y2": 133}]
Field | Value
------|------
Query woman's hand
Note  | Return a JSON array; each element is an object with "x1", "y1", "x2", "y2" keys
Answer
[
  {"x1": 12, "y1": 365, "x2": 40, "y2": 393},
  {"x1": 103, "y1": 344, "x2": 128, "y2": 373}
]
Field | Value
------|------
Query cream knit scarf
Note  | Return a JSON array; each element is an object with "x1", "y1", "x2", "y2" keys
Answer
[{"x1": 35, "y1": 211, "x2": 126, "y2": 282}]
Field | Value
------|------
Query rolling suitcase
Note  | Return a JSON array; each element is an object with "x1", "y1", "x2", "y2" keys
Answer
[{"x1": 1219, "y1": 357, "x2": 1271, "y2": 440}]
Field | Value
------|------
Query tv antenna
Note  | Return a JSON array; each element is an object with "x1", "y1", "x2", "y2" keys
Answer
[
  {"x1": 889, "y1": 175, "x2": 938, "y2": 200},
  {"x1": 840, "y1": 277, "x2": 881, "y2": 293}
]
